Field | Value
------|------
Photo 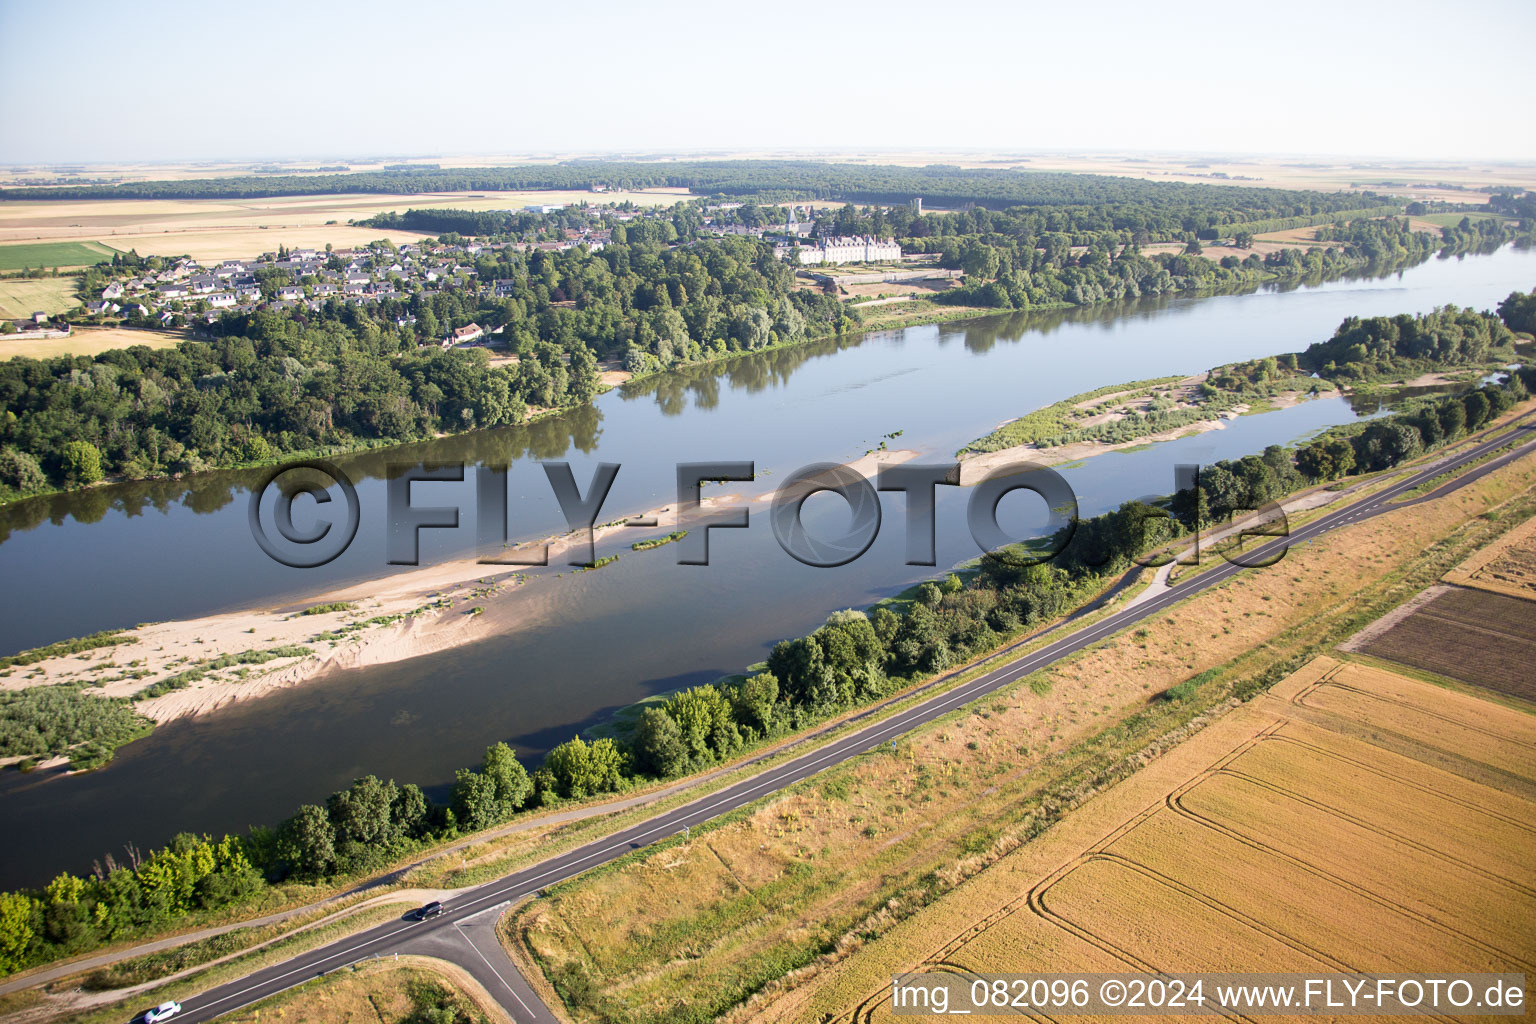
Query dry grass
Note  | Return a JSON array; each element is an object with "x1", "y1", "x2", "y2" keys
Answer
[
  {"x1": 838, "y1": 279, "x2": 958, "y2": 299},
  {"x1": 509, "y1": 445, "x2": 1536, "y2": 1024},
  {"x1": 1254, "y1": 225, "x2": 1331, "y2": 245},
  {"x1": 217, "y1": 956, "x2": 508, "y2": 1024},
  {"x1": 748, "y1": 656, "x2": 1536, "y2": 1023},
  {"x1": 1139, "y1": 240, "x2": 1296, "y2": 258},
  {"x1": 0, "y1": 276, "x2": 78, "y2": 319},
  {"x1": 1443, "y1": 511, "x2": 1536, "y2": 601},
  {"x1": 1, "y1": 326, "x2": 187, "y2": 361}
]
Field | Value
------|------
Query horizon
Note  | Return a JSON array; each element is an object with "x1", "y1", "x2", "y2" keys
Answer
[{"x1": 8, "y1": 145, "x2": 1536, "y2": 170}]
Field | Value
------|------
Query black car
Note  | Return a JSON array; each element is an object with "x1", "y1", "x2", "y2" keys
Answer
[{"x1": 415, "y1": 900, "x2": 444, "y2": 920}]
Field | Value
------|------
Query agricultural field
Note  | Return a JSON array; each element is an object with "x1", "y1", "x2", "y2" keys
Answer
[
  {"x1": 1443, "y1": 511, "x2": 1536, "y2": 601},
  {"x1": 0, "y1": 189, "x2": 694, "y2": 262},
  {"x1": 6, "y1": 152, "x2": 1533, "y2": 205},
  {"x1": 1414, "y1": 211, "x2": 1514, "y2": 227},
  {"x1": 0, "y1": 276, "x2": 78, "y2": 319},
  {"x1": 0, "y1": 326, "x2": 187, "y2": 361},
  {"x1": 0, "y1": 240, "x2": 118, "y2": 270},
  {"x1": 1354, "y1": 585, "x2": 1536, "y2": 701},
  {"x1": 506, "y1": 429, "x2": 1536, "y2": 1024},
  {"x1": 745, "y1": 657, "x2": 1536, "y2": 1023}
]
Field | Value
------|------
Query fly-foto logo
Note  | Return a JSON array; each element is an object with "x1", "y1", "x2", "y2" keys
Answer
[{"x1": 248, "y1": 459, "x2": 1289, "y2": 570}]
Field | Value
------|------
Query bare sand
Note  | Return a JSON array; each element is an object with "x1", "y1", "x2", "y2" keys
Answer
[{"x1": 3, "y1": 454, "x2": 919, "y2": 732}]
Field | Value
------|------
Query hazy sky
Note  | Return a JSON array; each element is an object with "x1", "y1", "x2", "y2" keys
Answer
[{"x1": 3, "y1": 0, "x2": 1533, "y2": 165}]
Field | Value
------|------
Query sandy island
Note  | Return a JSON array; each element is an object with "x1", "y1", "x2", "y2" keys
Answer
[
  {"x1": 957, "y1": 390, "x2": 1316, "y2": 486},
  {"x1": 2, "y1": 450, "x2": 920, "y2": 751}
]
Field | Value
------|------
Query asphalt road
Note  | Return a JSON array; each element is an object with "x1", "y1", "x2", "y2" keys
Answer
[{"x1": 158, "y1": 419, "x2": 1536, "y2": 1024}]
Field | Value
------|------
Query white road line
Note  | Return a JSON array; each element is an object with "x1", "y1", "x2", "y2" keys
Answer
[{"x1": 456, "y1": 920, "x2": 537, "y2": 1019}]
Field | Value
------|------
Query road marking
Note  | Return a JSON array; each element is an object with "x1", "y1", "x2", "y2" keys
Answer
[{"x1": 455, "y1": 920, "x2": 538, "y2": 1020}]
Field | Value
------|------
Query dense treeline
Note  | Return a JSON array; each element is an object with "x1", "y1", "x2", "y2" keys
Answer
[
  {"x1": 0, "y1": 161, "x2": 1392, "y2": 218},
  {"x1": 1489, "y1": 189, "x2": 1536, "y2": 221},
  {"x1": 0, "y1": 237, "x2": 851, "y2": 502},
  {"x1": 2, "y1": 294, "x2": 1532, "y2": 977},
  {"x1": 899, "y1": 212, "x2": 1532, "y2": 313},
  {"x1": 360, "y1": 205, "x2": 613, "y2": 238},
  {"x1": 1182, "y1": 369, "x2": 1533, "y2": 522},
  {"x1": 923, "y1": 236, "x2": 1353, "y2": 310},
  {"x1": 1300, "y1": 301, "x2": 1517, "y2": 380},
  {"x1": 1317, "y1": 214, "x2": 1534, "y2": 261}
]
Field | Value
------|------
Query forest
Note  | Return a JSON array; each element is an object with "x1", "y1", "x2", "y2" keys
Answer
[{"x1": 0, "y1": 160, "x2": 1395, "y2": 219}]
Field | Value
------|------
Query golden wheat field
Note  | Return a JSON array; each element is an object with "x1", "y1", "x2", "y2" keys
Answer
[
  {"x1": 749, "y1": 656, "x2": 1536, "y2": 1023},
  {"x1": 0, "y1": 326, "x2": 187, "y2": 361},
  {"x1": 0, "y1": 189, "x2": 693, "y2": 261}
]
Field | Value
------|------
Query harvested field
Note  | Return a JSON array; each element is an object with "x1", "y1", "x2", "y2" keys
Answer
[
  {"x1": 1, "y1": 326, "x2": 188, "y2": 361},
  {"x1": 747, "y1": 657, "x2": 1536, "y2": 1022},
  {"x1": 0, "y1": 189, "x2": 693, "y2": 261},
  {"x1": 1443, "y1": 511, "x2": 1536, "y2": 602},
  {"x1": 0, "y1": 276, "x2": 78, "y2": 319},
  {"x1": 1354, "y1": 585, "x2": 1536, "y2": 701}
]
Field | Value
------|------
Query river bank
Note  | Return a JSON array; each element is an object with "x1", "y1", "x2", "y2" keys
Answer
[
  {"x1": 3, "y1": 242, "x2": 1531, "y2": 891},
  {"x1": 0, "y1": 239, "x2": 1462, "y2": 516},
  {"x1": 1, "y1": 449, "x2": 921, "y2": 770},
  {"x1": 956, "y1": 377, "x2": 1325, "y2": 483}
]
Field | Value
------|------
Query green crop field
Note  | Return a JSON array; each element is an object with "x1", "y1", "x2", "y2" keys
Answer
[
  {"x1": 0, "y1": 240, "x2": 119, "y2": 271},
  {"x1": 1416, "y1": 211, "x2": 1509, "y2": 227}
]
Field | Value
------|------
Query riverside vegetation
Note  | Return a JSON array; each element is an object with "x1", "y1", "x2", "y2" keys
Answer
[
  {"x1": 6, "y1": 167, "x2": 1531, "y2": 505},
  {"x1": 0, "y1": 289, "x2": 1530, "y2": 979},
  {"x1": 964, "y1": 289, "x2": 1530, "y2": 455}
]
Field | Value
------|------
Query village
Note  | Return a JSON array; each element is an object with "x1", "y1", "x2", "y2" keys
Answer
[{"x1": 17, "y1": 198, "x2": 915, "y2": 347}]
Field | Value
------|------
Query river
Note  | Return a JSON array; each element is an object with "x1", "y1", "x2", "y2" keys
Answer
[{"x1": 1, "y1": 246, "x2": 1531, "y2": 889}]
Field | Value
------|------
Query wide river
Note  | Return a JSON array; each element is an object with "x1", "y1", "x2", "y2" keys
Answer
[{"x1": 1, "y1": 246, "x2": 1532, "y2": 888}]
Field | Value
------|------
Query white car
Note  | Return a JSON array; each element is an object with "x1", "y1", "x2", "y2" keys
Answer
[{"x1": 142, "y1": 1002, "x2": 182, "y2": 1023}]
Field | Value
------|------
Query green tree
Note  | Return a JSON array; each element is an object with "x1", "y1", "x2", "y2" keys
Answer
[
  {"x1": 1497, "y1": 289, "x2": 1536, "y2": 334},
  {"x1": 481, "y1": 741, "x2": 531, "y2": 817},
  {"x1": 1295, "y1": 437, "x2": 1355, "y2": 481},
  {"x1": 0, "y1": 448, "x2": 46, "y2": 492},
  {"x1": 392, "y1": 782, "x2": 431, "y2": 838},
  {"x1": 538, "y1": 736, "x2": 626, "y2": 800},
  {"x1": 633, "y1": 707, "x2": 688, "y2": 777},
  {"x1": 567, "y1": 344, "x2": 601, "y2": 403},
  {"x1": 732, "y1": 672, "x2": 779, "y2": 733},
  {"x1": 60, "y1": 440, "x2": 103, "y2": 485},
  {"x1": 450, "y1": 768, "x2": 500, "y2": 832},
  {"x1": 326, "y1": 775, "x2": 400, "y2": 853},
  {"x1": 0, "y1": 892, "x2": 35, "y2": 974},
  {"x1": 280, "y1": 804, "x2": 336, "y2": 878},
  {"x1": 665, "y1": 686, "x2": 738, "y2": 762}
]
